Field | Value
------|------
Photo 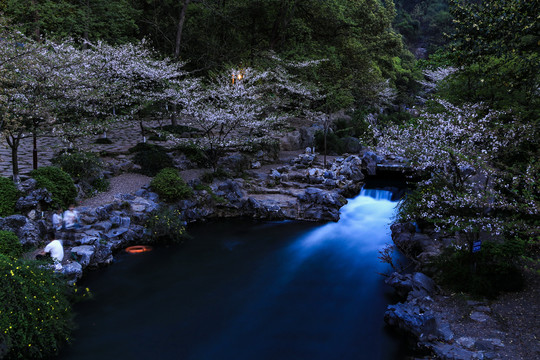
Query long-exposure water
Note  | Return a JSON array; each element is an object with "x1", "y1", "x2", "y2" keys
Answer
[{"x1": 59, "y1": 188, "x2": 408, "y2": 360}]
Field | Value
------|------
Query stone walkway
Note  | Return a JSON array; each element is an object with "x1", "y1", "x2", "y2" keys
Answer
[{"x1": 0, "y1": 120, "x2": 173, "y2": 178}]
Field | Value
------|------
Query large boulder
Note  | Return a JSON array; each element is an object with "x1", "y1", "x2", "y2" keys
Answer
[
  {"x1": 218, "y1": 153, "x2": 251, "y2": 173},
  {"x1": 341, "y1": 136, "x2": 362, "y2": 154},
  {"x1": 391, "y1": 222, "x2": 450, "y2": 264},
  {"x1": 70, "y1": 245, "x2": 95, "y2": 268},
  {"x1": 384, "y1": 299, "x2": 439, "y2": 341},
  {"x1": 92, "y1": 243, "x2": 114, "y2": 267},
  {"x1": 15, "y1": 188, "x2": 53, "y2": 211},
  {"x1": 298, "y1": 187, "x2": 347, "y2": 221},
  {"x1": 0, "y1": 215, "x2": 45, "y2": 246},
  {"x1": 361, "y1": 151, "x2": 382, "y2": 176},
  {"x1": 280, "y1": 126, "x2": 319, "y2": 151},
  {"x1": 213, "y1": 179, "x2": 247, "y2": 205},
  {"x1": 16, "y1": 178, "x2": 37, "y2": 193},
  {"x1": 61, "y1": 261, "x2": 83, "y2": 286},
  {"x1": 244, "y1": 198, "x2": 285, "y2": 220},
  {"x1": 336, "y1": 155, "x2": 364, "y2": 182},
  {"x1": 280, "y1": 130, "x2": 303, "y2": 151},
  {"x1": 385, "y1": 272, "x2": 437, "y2": 300},
  {"x1": 384, "y1": 296, "x2": 452, "y2": 343}
]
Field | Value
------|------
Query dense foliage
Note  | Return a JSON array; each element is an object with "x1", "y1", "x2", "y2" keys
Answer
[
  {"x1": 379, "y1": 99, "x2": 537, "y2": 239},
  {"x1": 0, "y1": 177, "x2": 18, "y2": 217},
  {"x1": 394, "y1": 0, "x2": 452, "y2": 54},
  {"x1": 440, "y1": 0, "x2": 539, "y2": 113},
  {"x1": 1, "y1": 0, "x2": 140, "y2": 44},
  {"x1": 135, "y1": 0, "x2": 407, "y2": 109},
  {"x1": 2, "y1": 0, "x2": 416, "y2": 110},
  {"x1": 0, "y1": 230, "x2": 23, "y2": 259},
  {"x1": 0, "y1": 255, "x2": 73, "y2": 359},
  {"x1": 30, "y1": 167, "x2": 77, "y2": 209},
  {"x1": 372, "y1": 0, "x2": 540, "y2": 296},
  {"x1": 52, "y1": 151, "x2": 103, "y2": 182},
  {"x1": 150, "y1": 168, "x2": 193, "y2": 203},
  {"x1": 433, "y1": 239, "x2": 525, "y2": 298}
]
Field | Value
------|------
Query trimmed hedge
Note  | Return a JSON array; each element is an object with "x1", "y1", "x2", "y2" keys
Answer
[
  {"x1": 150, "y1": 168, "x2": 193, "y2": 202},
  {"x1": 31, "y1": 167, "x2": 77, "y2": 209},
  {"x1": 129, "y1": 143, "x2": 174, "y2": 177},
  {"x1": 0, "y1": 177, "x2": 18, "y2": 217}
]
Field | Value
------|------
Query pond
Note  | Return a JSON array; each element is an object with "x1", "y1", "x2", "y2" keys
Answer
[{"x1": 59, "y1": 188, "x2": 408, "y2": 360}]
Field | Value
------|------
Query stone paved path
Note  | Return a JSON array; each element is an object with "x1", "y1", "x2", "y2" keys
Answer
[{"x1": 0, "y1": 120, "x2": 173, "y2": 178}]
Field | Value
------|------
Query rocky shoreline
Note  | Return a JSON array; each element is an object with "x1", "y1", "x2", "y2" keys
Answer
[
  {"x1": 384, "y1": 222, "x2": 539, "y2": 360},
  {"x1": 3, "y1": 150, "x2": 406, "y2": 284}
]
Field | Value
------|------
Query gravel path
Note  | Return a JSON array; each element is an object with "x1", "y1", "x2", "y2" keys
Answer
[{"x1": 80, "y1": 173, "x2": 151, "y2": 207}]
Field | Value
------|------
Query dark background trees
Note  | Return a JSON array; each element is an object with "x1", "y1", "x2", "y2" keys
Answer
[{"x1": 3, "y1": 0, "x2": 418, "y2": 110}]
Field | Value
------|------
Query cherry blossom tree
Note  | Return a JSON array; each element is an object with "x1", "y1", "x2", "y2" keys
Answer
[
  {"x1": 0, "y1": 23, "x2": 198, "y2": 180},
  {"x1": 377, "y1": 99, "x2": 537, "y2": 250},
  {"x1": 169, "y1": 56, "x2": 324, "y2": 170},
  {"x1": 0, "y1": 27, "x2": 61, "y2": 181},
  {"x1": 52, "y1": 40, "x2": 195, "y2": 145}
]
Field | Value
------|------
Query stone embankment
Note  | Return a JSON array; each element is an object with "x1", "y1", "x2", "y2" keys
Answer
[{"x1": 2, "y1": 150, "x2": 407, "y2": 286}]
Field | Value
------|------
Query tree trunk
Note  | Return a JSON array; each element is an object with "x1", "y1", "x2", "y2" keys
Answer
[
  {"x1": 139, "y1": 119, "x2": 146, "y2": 143},
  {"x1": 323, "y1": 128, "x2": 327, "y2": 169},
  {"x1": 83, "y1": 0, "x2": 90, "y2": 49},
  {"x1": 170, "y1": 105, "x2": 178, "y2": 127},
  {"x1": 6, "y1": 131, "x2": 22, "y2": 183},
  {"x1": 270, "y1": 0, "x2": 297, "y2": 49},
  {"x1": 174, "y1": 0, "x2": 191, "y2": 60},
  {"x1": 171, "y1": 0, "x2": 191, "y2": 127},
  {"x1": 33, "y1": 119, "x2": 38, "y2": 170},
  {"x1": 31, "y1": 0, "x2": 40, "y2": 40}
]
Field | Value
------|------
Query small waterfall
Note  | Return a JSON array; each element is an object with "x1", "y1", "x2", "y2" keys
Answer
[
  {"x1": 359, "y1": 187, "x2": 394, "y2": 201},
  {"x1": 293, "y1": 187, "x2": 397, "y2": 258}
]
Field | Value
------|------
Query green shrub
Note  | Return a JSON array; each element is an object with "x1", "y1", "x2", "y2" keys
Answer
[
  {"x1": 91, "y1": 178, "x2": 110, "y2": 193},
  {"x1": 51, "y1": 151, "x2": 110, "y2": 196},
  {"x1": 130, "y1": 143, "x2": 174, "y2": 176},
  {"x1": 0, "y1": 231, "x2": 23, "y2": 259},
  {"x1": 432, "y1": 238, "x2": 526, "y2": 298},
  {"x1": 0, "y1": 177, "x2": 18, "y2": 217},
  {"x1": 144, "y1": 207, "x2": 187, "y2": 244},
  {"x1": 51, "y1": 151, "x2": 103, "y2": 183},
  {"x1": 150, "y1": 168, "x2": 193, "y2": 202},
  {"x1": 31, "y1": 167, "x2": 77, "y2": 209},
  {"x1": 0, "y1": 255, "x2": 73, "y2": 359}
]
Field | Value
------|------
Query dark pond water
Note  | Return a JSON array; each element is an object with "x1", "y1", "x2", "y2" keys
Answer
[{"x1": 59, "y1": 189, "x2": 408, "y2": 360}]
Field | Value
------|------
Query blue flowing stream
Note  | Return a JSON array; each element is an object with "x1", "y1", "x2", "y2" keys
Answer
[{"x1": 59, "y1": 189, "x2": 408, "y2": 360}]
